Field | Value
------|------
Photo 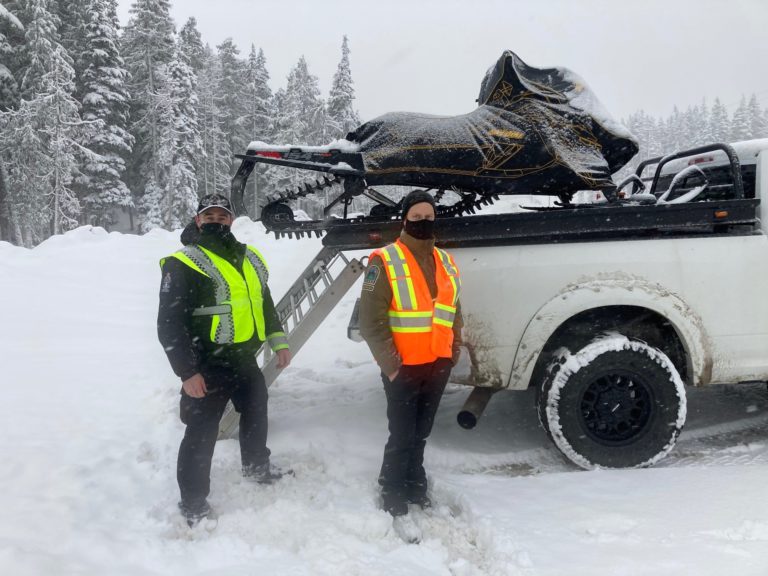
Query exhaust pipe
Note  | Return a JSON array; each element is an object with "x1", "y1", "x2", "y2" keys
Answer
[{"x1": 457, "y1": 387, "x2": 496, "y2": 430}]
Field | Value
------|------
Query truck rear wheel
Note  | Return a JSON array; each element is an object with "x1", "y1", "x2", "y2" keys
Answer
[{"x1": 538, "y1": 335, "x2": 687, "y2": 469}]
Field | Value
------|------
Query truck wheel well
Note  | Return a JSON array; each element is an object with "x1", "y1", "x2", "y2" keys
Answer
[{"x1": 529, "y1": 306, "x2": 689, "y2": 388}]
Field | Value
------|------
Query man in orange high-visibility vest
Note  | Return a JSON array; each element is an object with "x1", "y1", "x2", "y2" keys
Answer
[{"x1": 359, "y1": 190, "x2": 463, "y2": 528}]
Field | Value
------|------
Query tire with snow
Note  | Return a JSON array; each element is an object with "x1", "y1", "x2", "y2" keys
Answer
[{"x1": 538, "y1": 335, "x2": 687, "y2": 469}]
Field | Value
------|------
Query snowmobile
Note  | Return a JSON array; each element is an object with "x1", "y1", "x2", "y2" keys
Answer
[{"x1": 230, "y1": 50, "x2": 639, "y2": 244}]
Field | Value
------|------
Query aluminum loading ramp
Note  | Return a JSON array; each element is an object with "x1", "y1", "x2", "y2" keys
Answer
[{"x1": 218, "y1": 246, "x2": 365, "y2": 439}]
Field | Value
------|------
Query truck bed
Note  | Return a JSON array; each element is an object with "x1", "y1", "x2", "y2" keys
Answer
[{"x1": 322, "y1": 198, "x2": 761, "y2": 251}]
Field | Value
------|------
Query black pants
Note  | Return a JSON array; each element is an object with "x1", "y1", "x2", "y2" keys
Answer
[
  {"x1": 379, "y1": 358, "x2": 451, "y2": 505},
  {"x1": 177, "y1": 360, "x2": 270, "y2": 507}
]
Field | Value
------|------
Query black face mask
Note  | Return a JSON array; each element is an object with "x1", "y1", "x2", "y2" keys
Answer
[
  {"x1": 404, "y1": 218, "x2": 435, "y2": 240},
  {"x1": 199, "y1": 222, "x2": 231, "y2": 236}
]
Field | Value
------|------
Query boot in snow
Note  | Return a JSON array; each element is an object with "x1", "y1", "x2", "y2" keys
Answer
[
  {"x1": 178, "y1": 500, "x2": 216, "y2": 528},
  {"x1": 243, "y1": 462, "x2": 291, "y2": 484},
  {"x1": 392, "y1": 514, "x2": 422, "y2": 544}
]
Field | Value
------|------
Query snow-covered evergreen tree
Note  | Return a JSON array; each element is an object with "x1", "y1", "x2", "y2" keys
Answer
[
  {"x1": 135, "y1": 49, "x2": 205, "y2": 232},
  {"x1": 0, "y1": 99, "x2": 47, "y2": 245},
  {"x1": 0, "y1": 0, "x2": 23, "y2": 110},
  {"x1": 18, "y1": 0, "x2": 59, "y2": 98},
  {"x1": 244, "y1": 44, "x2": 275, "y2": 214},
  {"x1": 245, "y1": 45, "x2": 273, "y2": 144},
  {"x1": 0, "y1": 2, "x2": 22, "y2": 56},
  {"x1": 121, "y1": 0, "x2": 175, "y2": 228},
  {"x1": 162, "y1": 46, "x2": 202, "y2": 229},
  {"x1": 197, "y1": 47, "x2": 230, "y2": 196},
  {"x1": 41, "y1": 44, "x2": 91, "y2": 235},
  {"x1": 273, "y1": 56, "x2": 329, "y2": 216},
  {"x1": 709, "y1": 98, "x2": 730, "y2": 142},
  {"x1": 730, "y1": 96, "x2": 751, "y2": 141},
  {"x1": 216, "y1": 38, "x2": 249, "y2": 166},
  {"x1": 0, "y1": 1, "x2": 23, "y2": 241},
  {"x1": 665, "y1": 107, "x2": 685, "y2": 153},
  {"x1": 1, "y1": 0, "x2": 92, "y2": 243},
  {"x1": 278, "y1": 56, "x2": 326, "y2": 145},
  {"x1": 54, "y1": 0, "x2": 87, "y2": 99},
  {"x1": 691, "y1": 100, "x2": 711, "y2": 146},
  {"x1": 77, "y1": 0, "x2": 133, "y2": 227},
  {"x1": 178, "y1": 16, "x2": 204, "y2": 73},
  {"x1": 747, "y1": 94, "x2": 767, "y2": 139},
  {"x1": 327, "y1": 35, "x2": 360, "y2": 139}
]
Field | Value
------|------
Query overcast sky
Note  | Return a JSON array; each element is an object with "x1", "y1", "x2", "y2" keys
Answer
[{"x1": 116, "y1": 0, "x2": 768, "y2": 125}]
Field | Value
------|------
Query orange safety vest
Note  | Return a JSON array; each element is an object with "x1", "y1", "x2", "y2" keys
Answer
[{"x1": 372, "y1": 239, "x2": 461, "y2": 365}]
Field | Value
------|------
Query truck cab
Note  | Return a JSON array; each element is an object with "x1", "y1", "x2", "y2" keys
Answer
[{"x1": 452, "y1": 139, "x2": 768, "y2": 469}]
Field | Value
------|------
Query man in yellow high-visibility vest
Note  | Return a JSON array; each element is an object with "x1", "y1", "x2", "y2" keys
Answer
[
  {"x1": 359, "y1": 190, "x2": 463, "y2": 530},
  {"x1": 158, "y1": 194, "x2": 291, "y2": 526}
]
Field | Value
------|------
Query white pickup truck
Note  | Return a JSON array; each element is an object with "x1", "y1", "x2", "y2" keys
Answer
[
  {"x1": 449, "y1": 139, "x2": 768, "y2": 469},
  {"x1": 227, "y1": 139, "x2": 768, "y2": 470}
]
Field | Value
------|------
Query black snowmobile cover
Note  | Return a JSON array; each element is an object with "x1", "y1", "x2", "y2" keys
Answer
[{"x1": 347, "y1": 51, "x2": 638, "y2": 195}]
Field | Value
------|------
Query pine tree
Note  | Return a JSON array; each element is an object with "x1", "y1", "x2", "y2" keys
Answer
[
  {"x1": 669, "y1": 107, "x2": 687, "y2": 152},
  {"x1": 274, "y1": 57, "x2": 329, "y2": 217},
  {"x1": 747, "y1": 94, "x2": 767, "y2": 139},
  {"x1": 709, "y1": 98, "x2": 730, "y2": 142},
  {"x1": 197, "y1": 47, "x2": 230, "y2": 196},
  {"x1": 177, "y1": 18, "x2": 207, "y2": 196},
  {"x1": 279, "y1": 56, "x2": 326, "y2": 145},
  {"x1": 42, "y1": 44, "x2": 91, "y2": 235},
  {"x1": 685, "y1": 100, "x2": 711, "y2": 147},
  {"x1": 244, "y1": 45, "x2": 275, "y2": 214},
  {"x1": 0, "y1": 0, "x2": 23, "y2": 241},
  {"x1": 216, "y1": 38, "x2": 249, "y2": 166},
  {"x1": 730, "y1": 96, "x2": 751, "y2": 141},
  {"x1": 12, "y1": 0, "x2": 75, "y2": 241},
  {"x1": 54, "y1": 0, "x2": 87, "y2": 100},
  {"x1": 77, "y1": 0, "x2": 133, "y2": 227},
  {"x1": 245, "y1": 45, "x2": 272, "y2": 144},
  {"x1": 178, "y1": 17, "x2": 204, "y2": 73},
  {"x1": 0, "y1": 2, "x2": 22, "y2": 52},
  {"x1": 0, "y1": 0, "x2": 91, "y2": 242},
  {"x1": 121, "y1": 0, "x2": 175, "y2": 229},
  {"x1": 18, "y1": 0, "x2": 59, "y2": 98},
  {"x1": 327, "y1": 35, "x2": 360, "y2": 140},
  {"x1": 162, "y1": 45, "x2": 202, "y2": 229},
  {"x1": 759, "y1": 108, "x2": 768, "y2": 138},
  {"x1": 0, "y1": 0, "x2": 24, "y2": 110},
  {"x1": 0, "y1": 99, "x2": 48, "y2": 245}
]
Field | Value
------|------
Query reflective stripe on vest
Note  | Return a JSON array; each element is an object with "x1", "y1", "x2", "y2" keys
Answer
[
  {"x1": 164, "y1": 245, "x2": 268, "y2": 344},
  {"x1": 436, "y1": 248, "x2": 460, "y2": 306},
  {"x1": 380, "y1": 243, "x2": 417, "y2": 311},
  {"x1": 372, "y1": 240, "x2": 461, "y2": 365}
]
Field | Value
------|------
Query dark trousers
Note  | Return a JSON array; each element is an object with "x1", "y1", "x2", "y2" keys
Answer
[
  {"x1": 177, "y1": 360, "x2": 270, "y2": 507},
  {"x1": 379, "y1": 358, "x2": 451, "y2": 504}
]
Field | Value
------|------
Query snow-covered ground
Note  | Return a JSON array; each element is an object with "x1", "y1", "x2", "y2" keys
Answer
[{"x1": 3, "y1": 219, "x2": 768, "y2": 575}]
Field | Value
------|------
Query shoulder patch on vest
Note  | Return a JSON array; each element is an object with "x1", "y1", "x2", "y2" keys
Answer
[{"x1": 362, "y1": 265, "x2": 380, "y2": 292}]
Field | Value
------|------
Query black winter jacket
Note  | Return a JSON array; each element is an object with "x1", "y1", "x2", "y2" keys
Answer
[{"x1": 157, "y1": 223, "x2": 284, "y2": 380}]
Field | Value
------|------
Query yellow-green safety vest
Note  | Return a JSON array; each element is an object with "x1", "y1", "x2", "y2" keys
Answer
[{"x1": 161, "y1": 245, "x2": 288, "y2": 350}]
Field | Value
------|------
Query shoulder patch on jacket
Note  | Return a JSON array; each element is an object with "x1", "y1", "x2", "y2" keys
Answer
[
  {"x1": 362, "y1": 265, "x2": 380, "y2": 292},
  {"x1": 161, "y1": 272, "x2": 172, "y2": 293}
]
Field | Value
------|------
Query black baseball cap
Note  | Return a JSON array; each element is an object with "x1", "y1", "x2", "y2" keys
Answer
[{"x1": 197, "y1": 194, "x2": 233, "y2": 216}]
